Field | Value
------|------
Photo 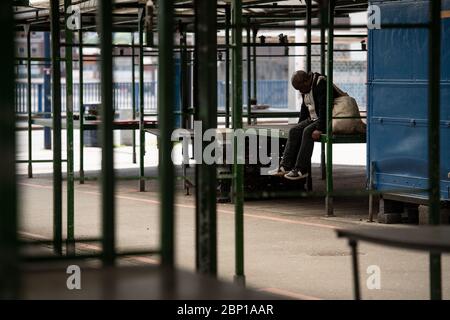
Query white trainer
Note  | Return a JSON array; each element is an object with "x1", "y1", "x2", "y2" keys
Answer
[
  {"x1": 284, "y1": 169, "x2": 308, "y2": 180},
  {"x1": 268, "y1": 166, "x2": 288, "y2": 177}
]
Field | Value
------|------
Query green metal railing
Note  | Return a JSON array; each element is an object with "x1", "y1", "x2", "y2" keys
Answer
[
  {"x1": 50, "y1": 0, "x2": 63, "y2": 256},
  {"x1": 325, "y1": 0, "x2": 335, "y2": 217},
  {"x1": 0, "y1": 0, "x2": 18, "y2": 299},
  {"x1": 98, "y1": 0, "x2": 115, "y2": 266},
  {"x1": 26, "y1": 25, "x2": 32, "y2": 179},
  {"x1": 195, "y1": 0, "x2": 218, "y2": 275},
  {"x1": 158, "y1": 0, "x2": 175, "y2": 267},
  {"x1": 428, "y1": 0, "x2": 442, "y2": 301},
  {"x1": 65, "y1": 0, "x2": 75, "y2": 255},
  {"x1": 232, "y1": 0, "x2": 245, "y2": 286},
  {"x1": 138, "y1": 8, "x2": 146, "y2": 192},
  {"x1": 2, "y1": 0, "x2": 444, "y2": 301}
]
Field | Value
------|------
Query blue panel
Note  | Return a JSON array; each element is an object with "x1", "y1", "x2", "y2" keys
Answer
[
  {"x1": 370, "y1": 82, "x2": 428, "y2": 119},
  {"x1": 368, "y1": 0, "x2": 450, "y2": 201}
]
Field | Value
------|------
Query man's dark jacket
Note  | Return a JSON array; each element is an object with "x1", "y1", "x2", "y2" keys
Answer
[{"x1": 298, "y1": 72, "x2": 342, "y2": 133}]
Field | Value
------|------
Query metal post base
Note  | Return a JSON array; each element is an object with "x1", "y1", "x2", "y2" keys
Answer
[
  {"x1": 367, "y1": 194, "x2": 374, "y2": 222},
  {"x1": 79, "y1": 170, "x2": 84, "y2": 185},
  {"x1": 139, "y1": 179, "x2": 145, "y2": 192},
  {"x1": 321, "y1": 143, "x2": 326, "y2": 180},
  {"x1": 233, "y1": 274, "x2": 246, "y2": 287},
  {"x1": 28, "y1": 164, "x2": 33, "y2": 179},
  {"x1": 325, "y1": 196, "x2": 334, "y2": 217},
  {"x1": 53, "y1": 244, "x2": 63, "y2": 256},
  {"x1": 66, "y1": 241, "x2": 75, "y2": 256}
]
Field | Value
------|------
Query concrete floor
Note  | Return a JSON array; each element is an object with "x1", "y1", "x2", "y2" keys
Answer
[{"x1": 15, "y1": 129, "x2": 450, "y2": 300}]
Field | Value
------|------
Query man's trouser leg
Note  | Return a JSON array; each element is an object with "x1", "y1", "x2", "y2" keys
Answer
[
  {"x1": 294, "y1": 120, "x2": 319, "y2": 173},
  {"x1": 280, "y1": 119, "x2": 312, "y2": 170}
]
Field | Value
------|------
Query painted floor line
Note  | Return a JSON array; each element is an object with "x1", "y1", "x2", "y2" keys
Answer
[
  {"x1": 89, "y1": 190, "x2": 338, "y2": 230},
  {"x1": 19, "y1": 181, "x2": 338, "y2": 231}
]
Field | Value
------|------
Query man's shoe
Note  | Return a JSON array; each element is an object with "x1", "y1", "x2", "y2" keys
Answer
[
  {"x1": 284, "y1": 169, "x2": 308, "y2": 180},
  {"x1": 268, "y1": 166, "x2": 288, "y2": 177}
]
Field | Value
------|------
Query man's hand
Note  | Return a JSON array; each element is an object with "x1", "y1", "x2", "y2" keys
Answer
[{"x1": 311, "y1": 130, "x2": 322, "y2": 141}]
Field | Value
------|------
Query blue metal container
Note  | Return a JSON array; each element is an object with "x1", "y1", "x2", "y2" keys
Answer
[{"x1": 367, "y1": 0, "x2": 450, "y2": 201}]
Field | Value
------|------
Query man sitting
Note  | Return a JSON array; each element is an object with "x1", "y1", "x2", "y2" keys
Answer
[{"x1": 269, "y1": 70, "x2": 347, "y2": 180}]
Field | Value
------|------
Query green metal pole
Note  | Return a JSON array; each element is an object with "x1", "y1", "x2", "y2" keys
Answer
[
  {"x1": 131, "y1": 33, "x2": 137, "y2": 164},
  {"x1": 180, "y1": 25, "x2": 189, "y2": 196},
  {"x1": 225, "y1": 5, "x2": 231, "y2": 128},
  {"x1": 65, "y1": 0, "x2": 75, "y2": 256},
  {"x1": 98, "y1": 0, "x2": 115, "y2": 266},
  {"x1": 138, "y1": 10, "x2": 146, "y2": 192},
  {"x1": 196, "y1": 0, "x2": 218, "y2": 276},
  {"x1": 232, "y1": 0, "x2": 245, "y2": 286},
  {"x1": 428, "y1": 0, "x2": 441, "y2": 301},
  {"x1": 252, "y1": 27, "x2": 257, "y2": 103},
  {"x1": 193, "y1": 9, "x2": 200, "y2": 271},
  {"x1": 50, "y1": 0, "x2": 63, "y2": 255},
  {"x1": 180, "y1": 26, "x2": 189, "y2": 128},
  {"x1": 246, "y1": 19, "x2": 252, "y2": 125},
  {"x1": 325, "y1": 0, "x2": 334, "y2": 217},
  {"x1": 305, "y1": 0, "x2": 313, "y2": 191},
  {"x1": 79, "y1": 18, "x2": 85, "y2": 184},
  {"x1": 320, "y1": 9, "x2": 326, "y2": 180},
  {"x1": 26, "y1": 25, "x2": 33, "y2": 179},
  {"x1": 158, "y1": 0, "x2": 175, "y2": 267},
  {"x1": 180, "y1": 28, "x2": 191, "y2": 195},
  {"x1": 306, "y1": 0, "x2": 312, "y2": 73},
  {"x1": 0, "y1": 0, "x2": 19, "y2": 298}
]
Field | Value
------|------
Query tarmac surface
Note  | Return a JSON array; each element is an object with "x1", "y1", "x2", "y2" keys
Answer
[{"x1": 15, "y1": 129, "x2": 450, "y2": 300}]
